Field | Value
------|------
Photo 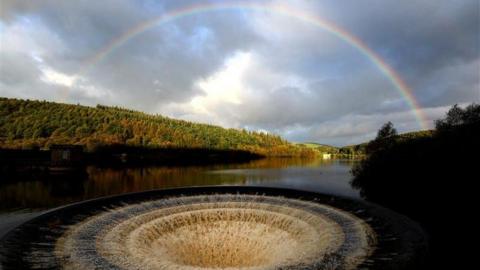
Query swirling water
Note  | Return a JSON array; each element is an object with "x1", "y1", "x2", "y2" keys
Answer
[{"x1": 53, "y1": 195, "x2": 374, "y2": 270}]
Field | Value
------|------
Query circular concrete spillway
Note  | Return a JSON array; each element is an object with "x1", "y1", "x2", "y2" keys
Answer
[{"x1": 0, "y1": 186, "x2": 427, "y2": 269}]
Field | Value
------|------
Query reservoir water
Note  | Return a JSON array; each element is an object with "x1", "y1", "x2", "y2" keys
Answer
[{"x1": 0, "y1": 157, "x2": 358, "y2": 237}]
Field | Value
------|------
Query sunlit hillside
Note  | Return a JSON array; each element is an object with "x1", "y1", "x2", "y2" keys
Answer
[{"x1": 0, "y1": 98, "x2": 313, "y2": 157}]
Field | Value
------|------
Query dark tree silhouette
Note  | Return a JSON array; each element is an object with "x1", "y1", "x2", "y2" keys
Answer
[
  {"x1": 351, "y1": 103, "x2": 479, "y2": 269},
  {"x1": 435, "y1": 103, "x2": 480, "y2": 131},
  {"x1": 365, "y1": 121, "x2": 398, "y2": 155},
  {"x1": 375, "y1": 121, "x2": 397, "y2": 139}
]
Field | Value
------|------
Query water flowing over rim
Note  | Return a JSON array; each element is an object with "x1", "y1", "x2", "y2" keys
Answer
[{"x1": 0, "y1": 186, "x2": 428, "y2": 269}]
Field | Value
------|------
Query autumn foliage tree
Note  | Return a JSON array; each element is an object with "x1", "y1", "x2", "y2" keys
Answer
[{"x1": 0, "y1": 98, "x2": 313, "y2": 157}]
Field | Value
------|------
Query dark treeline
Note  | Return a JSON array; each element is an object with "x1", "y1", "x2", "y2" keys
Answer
[
  {"x1": 87, "y1": 145, "x2": 263, "y2": 167},
  {"x1": 351, "y1": 104, "x2": 479, "y2": 268},
  {"x1": 0, "y1": 98, "x2": 313, "y2": 157},
  {"x1": 0, "y1": 146, "x2": 263, "y2": 181},
  {"x1": 339, "y1": 129, "x2": 434, "y2": 156}
]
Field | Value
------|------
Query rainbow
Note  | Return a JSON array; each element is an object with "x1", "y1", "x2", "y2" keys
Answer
[{"x1": 75, "y1": 1, "x2": 429, "y2": 130}]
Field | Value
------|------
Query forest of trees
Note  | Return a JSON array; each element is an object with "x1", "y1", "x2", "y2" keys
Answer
[
  {"x1": 338, "y1": 129, "x2": 434, "y2": 157},
  {"x1": 351, "y1": 103, "x2": 479, "y2": 268},
  {"x1": 0, "y1": 98, "x2": 314, "y2": 157}
]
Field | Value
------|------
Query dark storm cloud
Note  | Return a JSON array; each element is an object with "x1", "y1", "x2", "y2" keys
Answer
[
  {"x1": 237, "y1": 70, "x2": 395, "y2": 128},
  {"x1": 314, "y1": 0, "x2": 480, "y2": 105},
  {"x1": 0, "y1": 52, "x2": 40, "y2": 86},
  {"x1": 1, "y1": 0, "x2": 262, "y2": 111},
  {"x1": 239, "y1": 0, "x2": 479, "y2": 139},
  {"x1": 0, "y1": 0, "x2": 478, "y2": 145}
]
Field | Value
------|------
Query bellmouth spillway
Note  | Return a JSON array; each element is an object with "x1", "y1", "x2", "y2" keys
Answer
[{"x1": 0, "y1": 186, "x2": 427, "y2": 270}]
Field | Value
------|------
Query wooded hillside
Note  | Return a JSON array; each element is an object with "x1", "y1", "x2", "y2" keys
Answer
[{"x1": 0, "y1": 98, "x2": 313, "y2": 157}]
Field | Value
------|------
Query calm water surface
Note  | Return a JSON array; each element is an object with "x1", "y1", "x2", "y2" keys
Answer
[{"x1": 0, "y1": 157, "x2": 358, "y2": 236}]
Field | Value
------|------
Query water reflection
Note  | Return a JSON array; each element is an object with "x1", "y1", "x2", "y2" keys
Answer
[{"x1": 0, "y1": 157, "x2": 357, "y2": 212}]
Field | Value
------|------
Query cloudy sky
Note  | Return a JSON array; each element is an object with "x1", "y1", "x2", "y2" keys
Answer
[{"x1": 1, "y1": 0, "x2": 478, "y2": 145}]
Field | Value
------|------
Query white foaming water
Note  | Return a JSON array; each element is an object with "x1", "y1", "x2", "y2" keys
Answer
[{"x1": 55, "y1": 195, "x2": 376, "y2": 270}]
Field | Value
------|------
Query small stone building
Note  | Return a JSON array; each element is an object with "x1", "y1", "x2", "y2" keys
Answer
[{"x1": 50, "y1": 145, "x2": 84, "y2": 167}]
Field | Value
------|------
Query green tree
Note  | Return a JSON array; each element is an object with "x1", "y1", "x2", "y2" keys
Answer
[
  {"x1": 375, "y1": 121, "x2": 397, "y2": 140},
  {"x1": 366, "y1": 121, "x2": 398, "y2": 154},
  {"x1": 0, "y1": 97, "x2": 314, "y2": 157},
  {"x1": 435, "y1": 103, "x2": 480, "y2": 131}
]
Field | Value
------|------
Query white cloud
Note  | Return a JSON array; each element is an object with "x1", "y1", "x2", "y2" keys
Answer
[
  {"x1": 40, "y1": 67, "x2": 77, "y2": 87},
  {"x1": 194, "y1": 51, "x2": 250, "y2": 107},
  {"x1": 158, "y1": 50, "x2": 312, "y2": 128},
  {"x1": 73, "y1": 80, "x2": 113, "y2": 99},
  {"x1": 158, "y1": 51, "x2": 251, "y2": 126},
  {"x1": 0, "y1": 18, "x2": 65, "y2": 59},
  {"x1": 39, "y1": 66, "x2": 112, "y2": 99}
]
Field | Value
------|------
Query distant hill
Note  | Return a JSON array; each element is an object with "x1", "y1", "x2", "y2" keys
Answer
[
  {"x1": 296, "y1": 130, "x2": 435, "y2": 157},
  {"x1": 339, "y1": 130, "x2": 435, "y2": 155},
  {"x1": 294, "y1": 142, "x2": 339, "y2": 153},
  {"x1": 393, "y1": 130, "x2": 434, "y2": 140},
  {"x1": 0, "y1": 98, "x2": 313, "y2": 157},
  {"x1": 296, "y1": 142, "x2": 365, "y2": 158}
]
